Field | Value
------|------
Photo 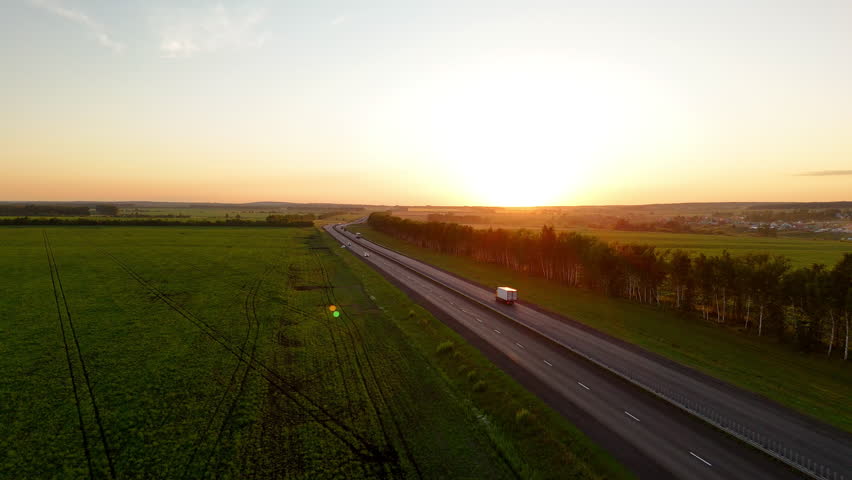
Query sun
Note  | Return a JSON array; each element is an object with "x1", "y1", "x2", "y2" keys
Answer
[{"x1": 419, "y1": 55, "x2": 649, "y2": 206}]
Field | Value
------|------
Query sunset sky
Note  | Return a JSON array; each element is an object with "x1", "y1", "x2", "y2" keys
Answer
[{"x1": 2, "y1": 1, "x2": 851, "y2": 206}]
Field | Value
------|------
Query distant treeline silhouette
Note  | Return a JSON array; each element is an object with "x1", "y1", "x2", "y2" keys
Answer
[
  {"x1": 426, "y1": 213, "x2": 488, "y2": 224},
  {"x1": 1, "y1": 217, "x2": 313, "y2": 227},
  {"x1": 0, "y1": 204, "x2": 90, "y2": 216},
  {"x1": 368, "y1": 212, "x2": 851, "y2": 358}
]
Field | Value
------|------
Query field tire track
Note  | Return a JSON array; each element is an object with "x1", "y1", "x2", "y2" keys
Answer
[
  {"x1": 204, "y1": 268, "x2": 270, "y2": 478},
  {"x1": 104, "y1": 251, "x2": 387, "y2": 466},
  {"x1": 181, "y1": 273, "x2": 265, "y2": 479},
  {"x1": 313, "y1": 248, "x2": 423, "y2": 480},
  {"x1": 45, "y1": 232, "x2": 117, "y2": 479},
  {"x1": 44, "y1": 231, "x2": 95, "y2": 480}
]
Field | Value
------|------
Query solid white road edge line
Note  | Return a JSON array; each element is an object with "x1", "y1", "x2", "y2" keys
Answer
[{"x1": 689, "y1": 451, "x2": 713, "y2": 467}]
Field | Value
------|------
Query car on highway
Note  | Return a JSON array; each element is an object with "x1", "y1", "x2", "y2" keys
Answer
[{"x1": 364, "y1": 251, "x2": 370, "y2": 257}]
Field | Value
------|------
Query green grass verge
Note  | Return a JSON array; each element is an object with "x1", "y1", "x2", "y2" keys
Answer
[{"x1": 350, "y1": 224, "x2": 852, "y2": 434}]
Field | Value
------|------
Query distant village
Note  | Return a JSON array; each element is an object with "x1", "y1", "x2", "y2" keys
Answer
[{"x1": 690, "y1": 211, "x2": 852, "y2": 239}]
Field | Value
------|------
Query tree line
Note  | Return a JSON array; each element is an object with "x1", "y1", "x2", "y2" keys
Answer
[
  {"x1": 0, "y1": 204, "x2": 91, "y2": 216},
  {"x1": 368, "y1": 212, "x2": 852, "y2": 359},
  {"x1": 0, "y1": 217, "x2": 313, "y2": 227}
]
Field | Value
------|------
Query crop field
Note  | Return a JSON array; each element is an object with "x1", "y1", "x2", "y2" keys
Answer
[
  {"x1": 563, "y1": 229, "x2": 849, "y2": 268},
  {"x1": 451, "y1": 224, "x2": 849, "y2": 268},
  {"x1": 350, "y1": 224, "x2": 852, "y2": 433},
  {"x1": 0, "y1": 226, "x2": 622, "y2": 479}
]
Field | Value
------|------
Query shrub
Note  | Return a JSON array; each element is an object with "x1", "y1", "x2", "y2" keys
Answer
[
  {"x1": 467, "y1": 370, "x2": 478, "y2": 383},
  {"x1": 472, "y1": 380, "x2": 487, "y2": 393},
  {"x1": 515, "y1": 408, "x2": 532, "y2": 423},
  {"x1": 436, "y1": 340, "x2": 454, "y2": 355}
]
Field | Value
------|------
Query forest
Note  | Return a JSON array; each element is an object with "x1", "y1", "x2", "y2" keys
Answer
[{"x1": 368, "y1": 212, "x2": 852, "y2": 358}]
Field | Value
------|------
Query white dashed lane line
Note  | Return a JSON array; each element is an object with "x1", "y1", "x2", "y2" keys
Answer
[
  {"x1": 515, "y1": 342, "x2": 524, "y2": 349},
  {"x1": 493, "y1": 329, "x2": 501, "y2": 334},
  {"x1": 624, "y1": 411, "x2": 641, "y2": 422},
  {"x1": 543, "y1": 360, "x2": 553, "y2": 367},
  {"x1": 689, "y1": 452, "x2": 712, "y2": 467},
  {"x1": 577, "y1": 382, "x2": 590, "y2": 390}
]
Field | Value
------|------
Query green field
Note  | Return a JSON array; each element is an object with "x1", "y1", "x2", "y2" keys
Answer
[
  {"x1": 350, "y1": 224, "x2": 852, "y2": 433},
  {"x1": 462, "y1": 225, "x2": 850, "y2": 268},
  {"x1": 570, "y1": 229, "x2": 850, "y2": 268},
  {"x1": 1, "y1": 226, "x2": 625, "y2": 479}
]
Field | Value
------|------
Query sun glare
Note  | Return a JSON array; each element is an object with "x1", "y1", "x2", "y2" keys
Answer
[{"x1": 420, "y1": 56, "x2": 656, "y2": 206}]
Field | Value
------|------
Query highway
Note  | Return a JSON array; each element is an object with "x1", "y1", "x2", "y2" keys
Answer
[{"x1": 325, "y1": 221, "x2": 852, "y2": 480}]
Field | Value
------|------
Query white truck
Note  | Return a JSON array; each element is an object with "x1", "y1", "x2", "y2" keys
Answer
[{"x1": 495, "y1": 287, "x2": 518, "y2": 305}]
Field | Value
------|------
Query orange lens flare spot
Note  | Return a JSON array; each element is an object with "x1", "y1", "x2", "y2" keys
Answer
[{"x1": 329, "y1": 305, "x2": 337, "y2": 312}]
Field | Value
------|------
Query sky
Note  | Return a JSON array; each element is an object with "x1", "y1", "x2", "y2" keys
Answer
[{"x1": 1, "y1": 0, "x2": 851, "y2": 206}]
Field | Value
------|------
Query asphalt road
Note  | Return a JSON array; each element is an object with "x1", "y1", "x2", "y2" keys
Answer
[{"x1": 325, "y1": 222, "x2": 851, "y2": 480}]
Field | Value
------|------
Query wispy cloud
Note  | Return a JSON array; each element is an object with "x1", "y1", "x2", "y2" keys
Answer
[
  {"x1": 154, "y1": 5, "x2": 269, "y2": 58},
  {"x1": 28, "y1": 0, "x2": 124, "y2": 52},
  {"x1": 795, "y1": 170, "x2": 852, "y2": 176}
]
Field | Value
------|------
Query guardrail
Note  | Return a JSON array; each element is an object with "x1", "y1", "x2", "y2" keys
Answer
[{"x1": 328, "y1": 224, "x2": 849, "y2": 480}]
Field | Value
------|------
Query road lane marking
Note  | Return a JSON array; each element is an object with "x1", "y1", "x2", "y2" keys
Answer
[
  {"x1": 460, "y1": 308, "x2": 467, "y2": 313},
  {"x1": 624, "y1": 411, "x2": 641, "y2": 422},
  {"x1": 493, "y1": 329, "x2": 501, "y2": 334},
  {"x1": 543, "y1": 360, "x2": 553, "y2": 367},
  {"x1": 577, "y1": 382, "x2": 590, "y2": 390},
  {"x1": 475, "y1": 318, "x2": 482, "y2": 323},
  {"x1": 689, "y1": 452, "x2": 712, "y2": 467},
  {"x1": 515, "y1": 342, "x2": 524, "y2": 349}
]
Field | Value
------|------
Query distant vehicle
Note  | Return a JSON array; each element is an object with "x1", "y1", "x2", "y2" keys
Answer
[
  {"x1": 364, "y1": 251, "x2": 370, "y2": 257},
  {"x1": 355, "y1": 232, "x2": 362, "y2": 238},
  {"x1": 341, "y1": 244, "x2": 346, "y2": 248},
  {"x1": 347, "y1": 242, "x2": 352, "y2": 246},
  {"x1": 495, "y1": 287, "x2": 518, "y2": 305}
]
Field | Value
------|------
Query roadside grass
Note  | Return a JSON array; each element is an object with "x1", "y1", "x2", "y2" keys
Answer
[
  {"x1": 350, "y1": 224, "x2": 852, "y2": 434},
  {"x1": 324, "y1": 229, "x2": 633, "y2": 479}
]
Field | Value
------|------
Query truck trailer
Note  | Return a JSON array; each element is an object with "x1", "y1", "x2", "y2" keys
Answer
[{"x1": 495, "y1": 287, "x2": 518, "y2": 305}]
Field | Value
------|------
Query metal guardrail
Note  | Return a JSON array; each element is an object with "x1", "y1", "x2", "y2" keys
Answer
[{"x1": 329, "y1": 224, "x2": 849, "y2": 480}]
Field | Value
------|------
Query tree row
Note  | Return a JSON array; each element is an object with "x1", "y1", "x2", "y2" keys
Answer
[{"x1": 368, "y1": 213, "x2": 851, "y2": 358}]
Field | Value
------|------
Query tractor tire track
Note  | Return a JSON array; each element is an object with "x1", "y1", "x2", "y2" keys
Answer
[
  {"x1": 45, "y1": 232, "x2": 117, "y2": 479},
  {"x1": 204, "y1": 268, "x2": 270, "y2": 478},
  {"x1": 104, "y1": 251, "x2": 388, "y2": 467},
  {"x1": 313, "y1": 247, "x2": 423, "y2": 480},
  {"x1": 44, "y1": 231, "x2": 95, "y2": 480},
  {"x1": 181, "y1": 271, "x2": 267, "y2": 480},
  {"x1": 305, "y1": 252, "x2": 400, "y2": 479}
]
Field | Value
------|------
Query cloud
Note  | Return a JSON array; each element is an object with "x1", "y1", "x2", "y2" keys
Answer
[
  {"x1": 154, "y1": 5, "x2": 269, "y2": 58},
  {"x1": 28, "y1": 0, "x2": 124, "y2": 52},
  {"x1": 795, "y1": 170, "x2": 852, "y2": 176},
  {"x1": 330, "y1": 16, "x2": 346, "y2": 26}
]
